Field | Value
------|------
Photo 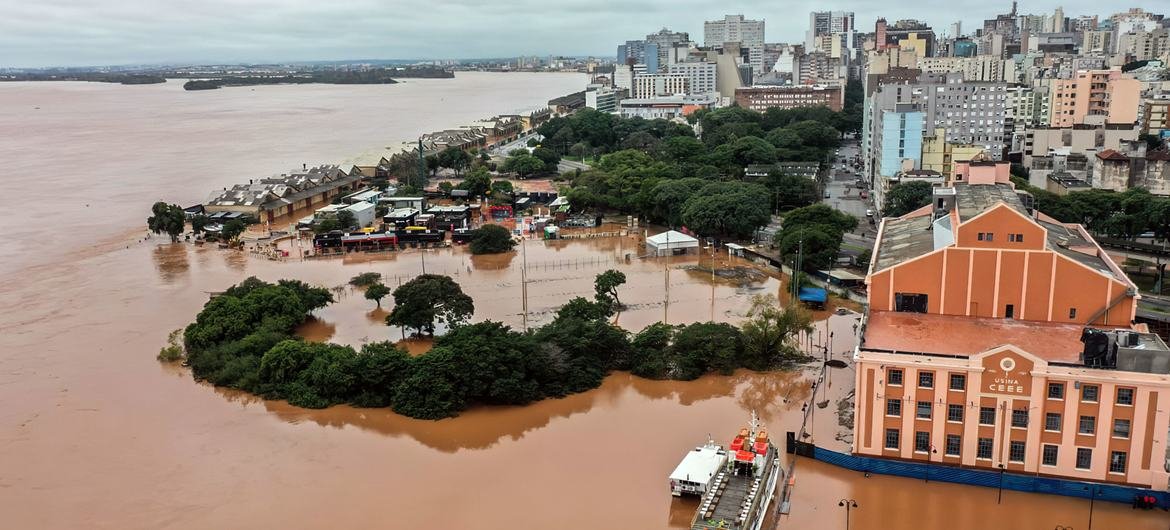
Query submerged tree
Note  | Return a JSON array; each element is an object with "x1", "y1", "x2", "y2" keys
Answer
[
  {"x1": 386, "y1": 274, "x2": 474, "y2": 335},
  {"x1": 594, "y1": 269, "x2": 627, "y2": 310},
  {"x1": 364, "y1": 283, "x2": 391, "y2": 307},
  {"x1": 468, "y1": 224, "x2": 515, "y2": 254},
  {"x1": 739, "y1": 295, "x2": 813, "y2": 369},
  {"x1": 147, "y1": 201, "x2": 186, "y2": 242}
]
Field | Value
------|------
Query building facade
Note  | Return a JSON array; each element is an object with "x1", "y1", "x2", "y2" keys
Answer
[
  {"x1": 855, "y1": 179, "x2": 1170, "y2": 491},
  {"x1": 733, "y1": 85, "x2": 843, "y2": 112},
  {"x1": 668, "y1": 61, "x2": 718, "y2": 96},
  {"x1": 704, "y1": 15, "x2": 765, "y2": 78},
  {"x1": 1049, "y1": 70, "x2": 1141, "y2": 128},
  {"x1": 631, "y1": 74, "x2": 689, "y2": 98}
]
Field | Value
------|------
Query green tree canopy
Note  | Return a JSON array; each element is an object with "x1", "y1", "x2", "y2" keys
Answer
[
  {"x1": 501, "y1": 153, "x2": 546, "y2": 178},
  {"x1": 336, "y1": 209, "x2": 357, "y2": 229},
  {"x1": 680, "y1": 182, "x2": 771, "y2": 240},
  {"x1": 386, "y1": 274, "x2": 474, "y2": 335},
  {"x1": 594, "y1": 269, "x2": 627, "y2": 310},
  {"x1": 458, "y1": 167, "x2": 492, "y2": 197},
  {"x1": 468, "y1": 224, "x2": 516, "y2": 255},
  {"x1": 147, "y1": 201, "x2": 186, "y2": 242},
  {"x1": 364, "y1": 283, "x2": 391, "y2": 307},
  {"x1": 883, "y1": 181, "x2": 935, "y2": 217}
]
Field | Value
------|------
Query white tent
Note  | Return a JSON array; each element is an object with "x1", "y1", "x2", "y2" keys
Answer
[{"x1": 646, "y1": 230, "x2": 699, "y2": 256}]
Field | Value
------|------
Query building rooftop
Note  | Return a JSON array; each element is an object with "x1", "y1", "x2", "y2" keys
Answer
[
  {"x1": 872, "y1": 183, "x2": 1117, "y2": 278},
  {"x1": 863, "y1": 311, "x2": 1122, "y2": 363}
]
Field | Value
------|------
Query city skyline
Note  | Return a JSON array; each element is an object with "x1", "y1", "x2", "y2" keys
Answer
[{"x1": 3, "y1": 0, "x2": 1168, "y2": 68}]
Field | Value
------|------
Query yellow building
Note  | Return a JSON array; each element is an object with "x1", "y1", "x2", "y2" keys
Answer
[{"x1": 921, "y1": 128, "x2": 985, "y2": 177}]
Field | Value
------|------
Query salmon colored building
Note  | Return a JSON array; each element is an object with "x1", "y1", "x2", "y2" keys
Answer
[
  {"x1": 853, "y1": 172, "x2": 1170, "y2": 490},
  {"x1": 1049, "y1": 69, "x2": 1141, "y2": 128}
]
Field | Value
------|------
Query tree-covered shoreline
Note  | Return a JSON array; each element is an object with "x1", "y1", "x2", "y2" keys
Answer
[{"x1": 175, "y1": 275, "x2": 814, "y2": 420}]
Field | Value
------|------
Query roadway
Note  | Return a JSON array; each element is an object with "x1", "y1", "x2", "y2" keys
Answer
[
  {"x1": 488, "y1": 131, "x2": 542, "y2": 156},
  {"x1": 821, "y1": 139, "x2": 877, "y2": 260}
]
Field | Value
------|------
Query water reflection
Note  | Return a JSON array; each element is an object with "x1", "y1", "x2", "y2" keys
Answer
[
  {"x1": 296, "y1": 316, "x2": 336, "y2": 343},
  {"x1": 151, "y1": 243, "x2": 189, "y2": 283},
  {"x1": 223, "y1": 248, "x2": 247, "y2": 271},
  {"x1": 469, "y1": 251, "x2": 515, "y2": 270},
  {"x1": 205, "y1": 369, "x2": 795, "y2": 454}
]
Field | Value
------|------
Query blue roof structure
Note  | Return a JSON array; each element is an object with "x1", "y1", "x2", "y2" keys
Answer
[{"x1": 798, "y1": 287, "x2": 827, "y2": 303}]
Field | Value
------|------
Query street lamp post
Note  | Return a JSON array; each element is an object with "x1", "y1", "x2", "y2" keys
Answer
[
  {"x1": 997, "y1": 464, "x2": 1006, "y2": 504},
  {"x1": 837, "y1": 499, "x2": 858, "y2": 530},
  {"x1": 1086, "y1": 485, "x2": 1098, "y2": 530}
]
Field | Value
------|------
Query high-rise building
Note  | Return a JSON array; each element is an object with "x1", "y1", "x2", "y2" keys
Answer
[
  {"x1": 704, "y1": 15, "x2": 765, "y2": 78},
  {"x1": 630, "y1": 73, "x2": 689, "y2": 99},
  {"x1": 1049, "y1": 70, "x2": 1141, "y2": 128},
  {"x1": 667, "y1": 61, "x2": 718, "y2": 96},
  {"x1": 616, "y1": 40, "x2": 659, "y2": 73},
  {"x1": 807, "y1": 11, "x2": 855, "y2": 52},
  {"x1": 645, "y1": 28, "x2": 691, "y2": 69}
]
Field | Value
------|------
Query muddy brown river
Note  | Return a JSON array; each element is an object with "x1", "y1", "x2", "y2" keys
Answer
[{"x1": 0, "y1": 79, "x2": 1165, "y2": 529}]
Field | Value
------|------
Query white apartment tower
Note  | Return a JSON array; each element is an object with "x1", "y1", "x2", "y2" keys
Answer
[{"x1": 704, "y1": 15, "x2": 765, "y2": 78}]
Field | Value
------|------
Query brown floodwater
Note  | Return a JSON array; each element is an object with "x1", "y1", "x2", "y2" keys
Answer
[{"x1": 1, "y1": 80, "x2": 1166, "y2": 530}]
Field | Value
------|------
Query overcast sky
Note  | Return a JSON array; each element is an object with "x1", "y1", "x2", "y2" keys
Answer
[{"x1": 0, "y1": 0, "x2": 1165, "y2": 68}]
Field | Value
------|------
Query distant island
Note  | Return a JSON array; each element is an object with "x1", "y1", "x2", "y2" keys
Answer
[
  {"x1": 183, "y1": 67, "x2": 454, "y2": 91},
  {"x1": 0, "y1": 73, "x2": 166, "y2": 85}
]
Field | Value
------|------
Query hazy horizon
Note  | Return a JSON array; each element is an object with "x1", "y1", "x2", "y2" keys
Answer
[{"x1": 2, "y1": 0, "x2": 1166, "y2": 68}]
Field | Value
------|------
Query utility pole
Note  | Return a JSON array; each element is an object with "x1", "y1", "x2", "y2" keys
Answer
[
  {"x1": 710, "y1": 241, "x2": 716, "y2": 322},
  {"x1": 664, "y1": 229, "x2": 671, "y2": 323},
  {"x1": 416, "y1": 138, "x2": 426, "y2": 190},
  {"x1": 521, "y1": 238, "x2": 529, "y2": 332}
]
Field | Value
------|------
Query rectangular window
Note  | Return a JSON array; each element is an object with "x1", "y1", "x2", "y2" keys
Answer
[
  {"x1": 917, "y1": 401, "x2": 932, "y2": 419},
  {"x1": 945, "y1": 434, "x2": 961, "y2": 456},
  {"x1": 1016, "y1": 233, "x2": 1024, "y2": 242},
  {"x1": 1116, "y1": 388, "x2": 1134, "y2": 406},
  {"x1": 1109, "y1": 451, "x2": 1127, "y2": 474},
  {"x1": 886, "y1": 399, "x2": 901, "y2": 416},
  {"x1": 1011, "y1": 409, "x2": 1028, "y2": 428},
  {"x1": 919, "y1": 371, "x2": 934, "y2": 389},
  {"x1": 1042, "y1": 444, "x2": 1059, "y2": 466},
  {"x1": 977, "y1": 232, "x2": 985, "y2": 241},
  {"x1": 1047, "y1": 382, "x2": 1064, "y2": 399},
  {"x1": 1078, "y1": 415, "x2": 1096, "y2": 435},
  {"x1": 1069, "y1": 308, "x2": 1077, "y2": 319},
  {"x1": 1045, "y1": 412, "x2": 1062, "y2": 431},
  {"x1": 947, "y1": 404, "x2": 963, "y2": 422},
  {"x1": 1082, "y1": 385, "x2": 1099, "y2": 402},
  {"x1": 1009, "y1": 441, "x2": 1026, "y2": 463},
  {"x1": 887, "y1": 368, "x2": 903, "y2": 386},
  {"x1": 977, "y1": 437, "x2": 993, "y2": 459},
  {"x1": 1113, "y1": 418, "x2": 1131, "y2": 438},
  {"x1": 949, "y1": 374, "x2": 966, "y2": 391},
  {"x1": 985, "y1": 233, "x2": 994, "y2": 242},
  {"x1": 979, "y1": 406, "x2": 996, "y2": 426},
  {"x1": 885, "y1": 428, "x2": 900, "y2": 449},
  {"x1": 1076, "y1": 448, "x2": 1092, "y2": 469},
  {"x1": 915, "y1": 431, "x2": 930, "y2": 452}
]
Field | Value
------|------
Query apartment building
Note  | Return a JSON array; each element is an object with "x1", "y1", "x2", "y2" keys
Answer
[
  {"x1": 855, "y1": 175, "x2": 1170, "y2": 491},
  {"x1": 630, "y1": 73, "x2": 689, "y2": 99},
  {"x1": 733, "y1": 84, "x2": 843, "y2": 112},
  {"x1": 704, "y1": 15, "x2": 765, "y2": 77},
  {"x1": 1143, "y1": 95, "x2": 1170, "y2": 137},
  {"x1": 667, "y1": 61, "x2": 718, "y2": 96},
  {"x1": 1049, "y1": 70, "x2": 1141, "y2": 127}
]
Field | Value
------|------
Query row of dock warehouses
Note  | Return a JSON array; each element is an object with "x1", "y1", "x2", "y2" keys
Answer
[{"x1": 194, "y1": 106, "x2": 555, "y2": 226}]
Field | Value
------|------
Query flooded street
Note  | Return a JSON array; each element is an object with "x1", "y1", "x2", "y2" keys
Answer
[{"x1": 1, "y1": 79, "x2": 1167, "y2": 530}]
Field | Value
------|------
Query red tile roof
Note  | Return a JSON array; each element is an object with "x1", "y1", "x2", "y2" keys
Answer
[{"x1": 1096, "y1": 149, "x2": 1129, "y2": 161}]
